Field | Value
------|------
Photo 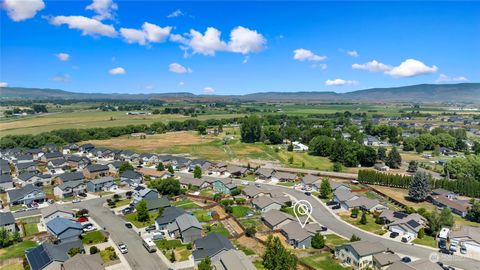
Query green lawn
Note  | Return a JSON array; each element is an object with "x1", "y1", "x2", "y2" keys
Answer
[
  {"x1": 240, "y1": 174, "x2": 257, "y2": 181},
  {"x1": 231, "y1": 206, "x2": 251, "y2": 218},
  {"x1": 193, "y1": 209, "x2": 213, "y2": 222},
  {"x1": 123, "y1": 212, "x2": 156, "y2": 228},
  {"x1": 206, "y1": 223, "x2": 230, "y2": 237},
  {"x1": 9, "y1": 205, "x2": 26, "y2": 212},
  {"x1": 0, "y1": 241, "x2": 38, "y2": 260},
  {"x1": 95, "y1": 191, "x2": 114, "y2": 196},
  {"x1": 233, "y1": 242, "x2": 256, "y2": 255},
  {"x1": 340, "y1": 212, "x2": 386, "y2": 235},
  {"x1": 173, "y1": 199, "x2": 200, "y2": 209},
  {"x1": 412, "y1": 235, "x2": 437, "y2": 248},
  {"x1": 0, "y1": 262, "x2": 24, "y2": 270},
  {"x1": 199, "y1": 189, "x2": 215, "y2": 198},
  {"x1": 277, "y1": 182, "x2": 295, "y2": 187},
  {"x1": 99, "y1": 247, "x2": 118, "y2": 263},
  {"x1": 154, "y1": 239, "x2": 184, "y2": 250},
  {"x1": 82, "y1": 231, "x2": 107, "y2": 245},
  {"x1": 253, "y1": 260, "x2": 266, "y2": 270},
  {"x1": 300, "y1": 253, "x2": 350, "y2": 270},
  {"x1": 324, "y1": 234, "x2": 349, "y2": 249},
  {"x1": 112, "y1": 199, "x2": 132, "y2": 208},
  {"x1": 23, "y1": 223, "x2": 39, "y2": 236}
]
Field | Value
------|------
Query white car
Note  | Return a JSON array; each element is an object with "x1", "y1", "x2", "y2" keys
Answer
[
  {"x1": 118, "y1": 243, "x2": 128, "y2": 254},
  {"x1": 241, "y1": 181, "x2": 249, "y2": 185},
  {"x1": 72, "y1": 198, "x2": 81, "y2": 203},
  {"x1": 83, "y1": 225, "x2": 96, "y2": 232}
]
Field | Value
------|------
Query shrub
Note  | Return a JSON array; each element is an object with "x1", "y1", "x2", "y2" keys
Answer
[{"x1": 90, "y1": 246, "x2": 99, "y2": 254}]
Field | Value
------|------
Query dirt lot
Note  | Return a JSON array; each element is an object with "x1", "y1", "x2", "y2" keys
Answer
[
  {"x1": 370, "y1": 185, "x2": 437, "y2": 211},
  {"x1": 221, "y1": 217, "x2": 244, "y2": 237},
  {"x1": 236, "y1": 235, "x2": 265, "y2": 254},
  {"x1": 83, "y1": 131, "x2": 217, "y2": 152}
]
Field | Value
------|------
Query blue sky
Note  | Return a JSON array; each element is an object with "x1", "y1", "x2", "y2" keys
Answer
[{"x1": 1, "y1": 1, "x2": 479, "y2": 95}]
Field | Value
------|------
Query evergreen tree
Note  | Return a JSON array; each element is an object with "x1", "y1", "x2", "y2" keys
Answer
[
  {"x1": 386, "y1": 147, "x2": 402, "y2": 169},
  {"x1": 407, "y1": 160, "x2": 418, "y2": 172},
  {"x1": 240, "y1": 115, "x2": 262, "y2": 143},
  {"x1": 156, "y1": 162, "x2": 165, "y2": 171},
  {"x1": 119, "y1": 161, "x2": 134, "y2": 174},
  {"x1": 262, "y1": 235, "x2": 297, "y2": 270},
  {"x1": 439, "y1": 208, "x2": 454, "y2": 227},
  {"x1": 136, "y1": 200, "x2": 149, "y2": 222},
  {"x1": 408, "y1": 171, "x2": 430, "y2": 201},
  {"x1": 360, "y1": 211, "x2": 367, "y2": 225},
  {"x1": 193, "y1": 165, "x2": 202, "y2": 179},
  {"x1": 350, "y1": 234, "x2": 361, "y2": 242},
  {"x1": 198, "y1": 256, "x2": 213, "y2": 270},
  {"x1": 377, "y1": 147, "x2": 387, "y2": 161},
  {"x1": 167, "y1": 165, "x2": 175, "y2": 174},
  {"x1": 319, "y1": 178, "x2": 332, "y2": 199},
  {"x1": 311, "y1": 233, "x2": 325, "y2": 249}
]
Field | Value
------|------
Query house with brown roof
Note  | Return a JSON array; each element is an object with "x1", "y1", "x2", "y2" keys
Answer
[
  {"x1": 335, "y1": 241, "x2": 388, "y2": 270},
  {"x1": 430, "y1": 195, "x2": 469, "y2": 217},
  {"x1": 136, "y1": 167, "x2": 173, "y2": 180}
]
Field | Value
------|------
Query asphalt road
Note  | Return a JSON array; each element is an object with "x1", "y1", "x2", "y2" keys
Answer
[
  {"x1": 31, "y1": 198, "x2": 168, "y2": 270},
  {"x1": 253, "y1": 182, "x2": 480, "y2": 270}
]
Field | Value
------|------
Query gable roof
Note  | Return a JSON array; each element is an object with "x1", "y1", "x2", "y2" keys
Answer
[
  {"x1": 255, "y1": 168, "x2": 275, "y2": 178},
  {"x1": 46, "y1": 217, "x2": 82, "y2": 236},
  {"x1": 0, "y1": 174, "x2": 13, "y2": 184},
  {"x1": 261, "y1": 209, "x2": 295, "y2": 227},
  {"x1": 7, "y1": 184, "x2": 43, "y2": 203},
  {"x1": 156, "y1": 206, "x2": 186, "y2": 225},
  {"x1": 120, "y1": 170, "x2": 142, "y2": 179},
  {"x1": 26, "y1": 240, "x2": 83, "y2": 270},
  {"x1": 58, "y1": 172, "x2": 85, "y2": 182},
  {"x1": 44, "y1": 152, "x2": 63, "y2": 159},
  {"x1": 339, "y1": 241, "x2": 387, "y2": 257},
  {"x1": 301, "y1": 174, "x2": 319, "y2": 185},
  {"x1": 450, "y1": 226, "x2": 480, "y2": 244},
  {"x1": 214, "y1": 249, "x2": 256, "y2": 270},
  {"x1": 334, "y1": 189, "x2": 358, "y2": 202},
  {"x1": 345, "y1": 197, "x2": 382, "y2": 210},
  {"x1": 0, "y1": 211, "x2": 15, "y2": 226},
  {"x1": 252, "y1": 196, "x2": 282, "y2": 209},
  {"x1": 62, "y1": 253, "x2": 104, "y2": 270},
  {"x1": 193, "y1": 233, "x2": 234, "y2": 261},
  {"x1": 176, "y1": 213, "x2": 202, "y2": 232},
  {"x1": 85, "y1": 164, "x2": 109, "y2": 172},
  {"x1": 16, "y1": 161, "x2": 37, "y2": 170},
  {"x1": 373, "y1": 253, "x2": 400, "y2": 266},
  {"x1": 145, "y1": 197, "x2": 170, "y2": 211},
  {"x1": 89, "y1": 176, "x2": 114, "y2": 185},
  {"x1": 41, "y1": 205, "x2": 74, "y2": 219},
  {"x1": 57, "y1": 180, "x2": 85, "y2": 191},
  {"x1": 280, "y1": 221, "x2": 312, "y2": 242}
]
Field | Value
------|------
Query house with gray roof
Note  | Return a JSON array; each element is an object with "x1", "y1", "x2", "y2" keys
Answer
[
  {"x1": 66, "y1": 155, "x2": 90, "y2": 169},
  {"x1": 301, "y1": 174, "x2": 319, "y2": 187},
  {"x1": 227, "y1": 165, "x2": 248, "y2": 178},
  {"x1": 46, "y1": 217, "x2": 83, "y2": 243},
  {"x1": 86, "y1": 176, "x2": 116, "y2": 192},
  {"x1": 252, "y1": 196, "x2": 283, "y2": 213},
  {"x1": 449, "y1": 226, "x2": 480, "y2": 255},
  {"x1": 335, "y1": 241, "x2": 387, "y2": 270},
  {"x1": 212, "y1": 179, "x2": 237, "y2": 195},
  {"x1": 62, "y1": 253, "x2": 105, "y2": 270},
  {"x1": 41, "y1": 152, "x2": 64, "y2": 163},
  {"x1": 280, "y1": 221, "x2": 313, "y2": 249},
  {"x1": 178, "y1": 175, "x2": 212, "y2": 189},
  {"x1": 145, "y1": 197, "x2": 170, "y2": 211},
  {"x1": 166, "y1": 213, "x2": 202, "y2": 243},
  {"x1": 15, "y1": 161, "x2": 38, "y2": 174},
  {"x1": 274, "y1": 171, "x2": 297, "y2": 182},
  {"x1": 193, "y1": 233, "x2": 234, "y2": 263},
  {"x1": 261, "y1": 209, "x2": 296, "y2": 230},
  {"x1": 345, "y1": 197, "x2": 387, "y2": 212},
  {"x1": 0, "y1": 159, "x2": 11, "y2": 175},
  {"x1": 25, "y1": 240, "x2": 84, "y2": 270},
  {"x1": 17, "y1": 172, "x2": 52, "y2": 186},
  {"x1": 57, "y1": 172, "x2": 84, "y2": 183},
  {"x1": 132, "y1": 186, "x2": 159, "y2": 204},
  {"x1": 388, "y1": 214, "x2": 427, "y2": 240},
  {"x1": 41, "y1": 205, "x2": 74, "y2": 223},
  {"x1": 0, "y1": 211, "x2": 17, "y2": 233},
  {"x1": 386, "y1": 259, "x2": 443, "y2": 270},
  {"x1": 54, "y1": 180, "x2": 86, "y2": 198},
  {"x1": 212, "y1": 249, "x2": 256, "y2": 270},
  {"x1": 0, "y1": 174, "x2": 14, "y2": 191},
  {"x1": 333, "y1": 189, "x2": 359, "y2": 210},
  {"x1": 372, "y1": 252, "x2": 400, "y2": 270},
  {"x1": 255, "y1": 168, "x2": 275, "y2": 180},
  {"x1": 83, "y1": 164, "x2": 109, "y2": 179},
  {"x1": 155, "y1": 206, "x2": 186, "y2": 230},
  {"x1": 120, "y1": 170, "x2": 142, "y2": 187},
  {"x1": 7, "y1": 184, "x2": 46, "y2": 205}
]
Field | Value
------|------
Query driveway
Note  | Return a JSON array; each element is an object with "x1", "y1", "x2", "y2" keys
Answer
[{"x1": 241, "y1": 181, "x2": 480, "y2": 270}]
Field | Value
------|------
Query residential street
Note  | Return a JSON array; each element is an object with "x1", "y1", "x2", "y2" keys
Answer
[{"x1": 245, "y1": 181, "x2": 480, "y2": 270}]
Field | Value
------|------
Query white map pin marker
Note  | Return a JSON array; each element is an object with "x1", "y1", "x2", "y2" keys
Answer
[{"x1": 293, "y1": 199, "x2": 313, "y2": 228}]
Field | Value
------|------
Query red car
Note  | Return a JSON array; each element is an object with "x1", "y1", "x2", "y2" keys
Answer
[{"x1": 77, "y1": 216, "x2": 89, "y2": 223}]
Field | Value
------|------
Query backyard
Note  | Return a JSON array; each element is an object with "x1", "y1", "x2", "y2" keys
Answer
[{"x1": 300, "y1": 252, "x2": 350, "y2": 270}]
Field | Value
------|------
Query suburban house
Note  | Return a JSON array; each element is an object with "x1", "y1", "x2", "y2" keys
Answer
[
  {"x1": 83, "y1": 164, "x2": 109, "y2": 179},
  {"x1": 145, "y1": 197, "x2": 170, "y2": 211},
  {"x1": 132, "y1": 186, "x2": 159, "y2": 204},
  {"x1": 15, "y1": 161, "x2": 38, "y2": 174},
  {"x1": 385, "y1": 259, "x2": 443, "y2": 270},
  {"x1": 136, "y1": 167, "x2": 173, "y2": 180},
  {"x1": 7, "y1": 184, "x2": 46, "y2": 205},
  {"x1": 62, "y1": 253, "x2": 105, "y2": 270},
  {"x1": 86, "y1": 176, "x2": 116, "y2": 193},
  {"x1": 26, "y1": 240, "x2": 84, "y2": 270},
  {"x1": 120, "y1": 170, "x2": 143, "y2": 187},
  {"x1": 16, "y1": 172, "x2": 52, "y2": 186},
  {"x1": 301, "y1": 175, "x2": 319, "y2": 189},
  {"x1": 242, "y1": 186, "x2": 270, "y2": 198},
  {"x1": 227, "y1": 165, "x2": 248, "y2": 178},
  {"x1": 178, "y1": 175, "x2": 213, "y2": 189},
  {"x1": 431, "y1": 188, "x2": 457, "y2": 199},
  {"x1": 62, "y1": 143, "x2": 79, "y2": 154},
  {"x1": 279, "y1": 221, "x2": 312, "y2": 249},
  {"x1": 255, "y1": 168, "x2": 275, "y2": 181},
  {"x1": 46, "y1": 217, "x2": 83, "y2": 243},
  {"x1": 66, "y1": 155, "x2": 90, "y2": 169},
  {"x1": 79, "y1": 144, "x2": 95, "y2": 153},
  {"x1": 211, "y1": 249, "x2": 256, "y2": 270},
  {"x1": 333, "y1": 189, "x2": 359, "y2": 210},
  {"x1": 0, "y1": 174, "x2": 14, "y2": 191},
  {"x1": 54, "y1": 180, "x2": 87, "y2": 198},
  {"x1": 387, "y1": 214, "x2": 427, "y2": 240},
  {"x1": 345, "y1": 197, "x2": 387, "y2": 212},
  {"x1": 41, "y1": 205, "x2": 74, "y2": 223},
  {"x1": 166, "y1": 213, "x2": 202, "y2": 243},
  {"x1": 192, "y1": 233, "x2": 235, "y2": 263},
  {"x1": 209, "y1": 162, "x2": 229, "y2": 176},
  {"x1": 0, "y1": 159, "x2": 11, "y2": 175},
  {"x1": 188, "y1": 159, "x2": 212, "y2": 172},
  {"x1": 374, "y1": 163, "x2": 390, "y2": 171},
  {"x1": 261, "y1": 209, "x2": 296, "y2": 230},
  {"x1": 0, "y1": 211, "x2": 17, "y2": 233},
  {"x1": 372, "y1": 253, "x2": 400, "y2": 270},
  {"x1": 330, "y1": 180, "x2": 352, "y2": 192},
  {"x1": 274, "y1": 171, "x2": 297, "y2": 182},
  {"x1": 292, "y1": 141, "x2": 309, "y2": 152},
  {"x1": 335, "y1": 241, "x2": 388, "y2": 270},
  {"x1": 155, "y1": 206, "x2": 186, "y2": 230},
  {"x1": 449, "y1": 226, "x2": 480, "y2": 255},
  {"x1": 251, "y1": 196, "x2": 283, "y2": 213},
  {"x1": 40, "y1": 152, "x2": 64, "y2": 163},
  {"x1": 430, "y1": 195, "x2": 469, "y2": 217},
  {"x1": 107, "y1": 160, "x2": 123, "y2": 174},
  {"x1": 139, "y1": 153, "x2": 159, "y2": 165},
  {"x1": 212, "y1": 179, "x2": 237, "y2": 195},
  {"x1": 57, "y1": 172, "x2": 85, "y2": 184}
]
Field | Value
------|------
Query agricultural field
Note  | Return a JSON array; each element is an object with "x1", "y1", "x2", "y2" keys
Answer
[{"x1": 0, "y1": 110, "x2": 244, "y2": 136}]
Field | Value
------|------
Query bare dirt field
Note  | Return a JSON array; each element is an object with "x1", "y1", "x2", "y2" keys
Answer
[{"x1": 370, "y1": 185, "x2": 437, "y2": 211}]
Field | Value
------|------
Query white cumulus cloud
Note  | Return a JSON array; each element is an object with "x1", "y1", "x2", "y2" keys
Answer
[
  {"x1": 49, "y1": 16, "x2": 117, "y2": 37},
  {"x1": 436, "y1": 74, "x2": 468, "y2": 83},
  {"x1": 352, "y1": 60, "x2": 391, "y2": 72},
  {"x1": 109, "y1": 67, "x2": 126, "y2": 75},
  {"x1": 167, "y1": 9, "x2": 184, "y2": 18},
  {"x1": 203, "y1": 87, "x2": 215, "y2": 94},
  {"x1": 178, "y1": 81, "x2": 185, "y2": 86},
  {"x1": 293, "y1": 49, "x2": 326, "y2": 62},
  {"x1": 120, "y1": 22, "x2": 172, "y2": 45},
  {"x1": 347, "y1": 50, "x2": 359, "y2": 57},
  {"x1": 325, "y1": 79, "x2": 358, "y2": 86},
  {"x1": 188, "y1": 27, "x2": 227, "y2": 56},
  {"x1": 169, "y1": 63, "x2": 192, "y2": 74},
  {"x1": 86, "y1": 0, "x2": 117, "y2": 20},
  {"x1": 385, "y1": 59, "x2": 438, "y2": 78},
  {"x1": 228, "y1": 26, "x2": 266, "y2": 54},
  {"x1": 0, "y1": 82, "x2": 8, "y2": 87},
  {"x1": 2, "y1": 0, "x2": 45, "y2": 22},
  {"x1": 55, "y1": 53, "x2": 70, "y2": 61}
]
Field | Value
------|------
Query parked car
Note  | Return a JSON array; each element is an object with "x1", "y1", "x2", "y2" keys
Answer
[
  {"x1": 389, "y1": 232, "x2": 399, "y2": 238},
  {"x1": 145, "y1": 225, "x2": 156, "y2": 232},
  {"x1": 331, "y1": 204, "x2": 341, "y2": 210},
  {"x1": 401, "y1": 257, "x2": 412, "y2": 263},
  {"x1": 118, "y1": 243, "x2": 128, "y2": 254},
  {"x1": 439, "y1": 248, "x2": 453, "y2": 255},
  {"x1": 304, "y1": 192, "x2": 311, "y2": 196},
  {"x1": 47, "y1": 199, "x2": 55, "y2": 204},
  {"x1": 78, "y1": 193, "x2": 87, "y2": 197},
  {"x1": 125, "y1": 222, "x2": 133, "y2": 229},
  {"x1": 152, "y1": 231, "x2": 163, "y2": 240},
  {"x1": 460, "y1": 245, "x2": 467, "y2": 254},
  {"x1": 122, "y1": 207, "x2": 133, "y2": 215},
  {"x1": 72, "y1": 198, "x2": 81, "y2": 203},
  {"x1": 319, "y1": 226, "x2": 328, "y2": 231},
  {"x1": 241, "y1": 181, "x2": 249, "y2": 185},
  {"x1": 401, "y1": 235, "x2": 412, "y2": 243},
  {"x1": 326, "y1": 201, "x2": 338, "y2": 206},
  {"x1": 449, "y1": 242, "x2": 458, "y2": 252}
]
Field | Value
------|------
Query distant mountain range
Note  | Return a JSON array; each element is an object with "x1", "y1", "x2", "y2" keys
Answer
[{"x1": 1, "y1": 83, "x2": 479, "y2": 103}]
